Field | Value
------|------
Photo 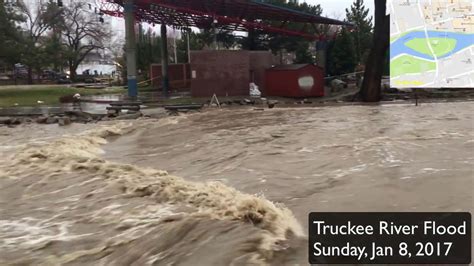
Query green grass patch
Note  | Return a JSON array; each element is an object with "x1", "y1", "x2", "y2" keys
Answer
[
  {"x1": 405, "y1": 37, "x2": 457, "y2": 57},
  {"x1": 0, "y1": 85, "x2": 125, "y2": 107},
  {"x1": 137, "y1": 86, "x2": 157, "y2": 93},
  {"x1": 390, "y1": 55, "x2": 436, "y2": 77}
]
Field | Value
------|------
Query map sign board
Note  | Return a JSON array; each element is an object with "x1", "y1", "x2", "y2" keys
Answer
[{"x1": 389, "y1": 0, "x2": 474, "y2": 88}]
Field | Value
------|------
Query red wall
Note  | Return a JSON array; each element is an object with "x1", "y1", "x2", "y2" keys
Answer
[
  {"x1": 191, "y1": 51, "x2": 249, "y2": 97},
  {"x1": 190, "y1": 50, "x2": 273, "y2": 97},
  {"x1": 265, "y1": 65, "x2": 325, "y2": 97},
  {"x1": 150, "y1": 63, "x2": 190, "y2": 90}
]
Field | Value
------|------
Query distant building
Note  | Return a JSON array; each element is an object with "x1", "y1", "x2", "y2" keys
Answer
[{"x1": 77, "y1": 50, "x2": 117, "y2": 76}]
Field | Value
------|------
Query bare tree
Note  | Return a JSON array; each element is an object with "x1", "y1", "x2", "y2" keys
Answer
[
  {"x1": 16, "y1": 1, "x2": 60, "y2": 43},
  {"x1": 359, "y1": 0, "x2": 389, "y2": 102},
  {"x1": 61, "y1": 2, "x2": 110, "y2": 81}
]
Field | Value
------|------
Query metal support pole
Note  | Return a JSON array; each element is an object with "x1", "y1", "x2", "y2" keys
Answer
[
  {"x1": 173, "y1": 32, "x2": 178, "y2": 63},
  {"x1": 212, "y1": 19, "x2": 218, "y2": 50},
  {"x1": 161, "y1": 24, "x2": 170, "y2": 97},
  {"x1": 187, "y1": 30, "x2": 191, "y2": 63},
  {"x1": 124, "y1": 0, "x2": 137, "y2": 98},
  {"x1": 316, "y1": 40, "x2": 327, "y2": 72}
]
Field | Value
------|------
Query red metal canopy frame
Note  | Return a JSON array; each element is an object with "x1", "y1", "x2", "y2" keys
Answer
[{"x1": 100, "y1": 0, "x2": 352, "y2": 40}]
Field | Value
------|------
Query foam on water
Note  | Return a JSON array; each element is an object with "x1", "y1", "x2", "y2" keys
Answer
[{"x1": 0, "y1": 119, "x2": 303, "y2": 265}]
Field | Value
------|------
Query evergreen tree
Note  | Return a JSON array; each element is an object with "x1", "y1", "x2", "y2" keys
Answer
[
  {"x1": 128, "y1": 27, "x2": 212, "y2": 79},
  {"x1": 193, "y1": 28, "x2": 237, "y2": 50},
  {"x1": 294, "y1": 41, "x2": 313, "y2": 64},
  {"x1": 240, "y1": 0, "x2": 322, "y2": 64},
  {"x1": 136, "y1": 25, "x2": 162, "y2": 77},
  {"x1": 0, "y1": 1, "x2": 25, "y2": 68},
  {"x1": 345, "y1": 0, "x2": 373, "y2": 64},
  {"x1": 327, "y1": 28, "x2": 356, "y2": 76},
  {"x1": 42, "y1": 31, "x2": 67, "y2": 72},
  {"x1": 176, "y1": 31, "x2": 207, "y2": 63}
]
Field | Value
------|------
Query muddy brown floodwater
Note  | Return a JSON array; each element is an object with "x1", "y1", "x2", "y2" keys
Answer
[{"x1": 0, "y1": 102, "x2": 473, "y2": 265}]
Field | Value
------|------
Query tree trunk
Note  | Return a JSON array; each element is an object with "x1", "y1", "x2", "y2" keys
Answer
[
  {"x1": 69, "y1": 64, "x2": 77, "y2": 82},
  {"x1": 247, "y1": 27, "x2": 257, "y2": 50},
  {"x1": 13, "y1": 64, "x2": 18, "y2": 85},
  {"x1": 360, "y1": 0, "x2": 389, "y2": 102},
  {"x1": 27, "y1": 67, "x2": 33, "y2": 85}
]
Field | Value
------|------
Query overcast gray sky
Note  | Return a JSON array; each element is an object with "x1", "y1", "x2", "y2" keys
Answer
[{"x1": 306, "y1": 0, "x2": 374, "y2": 19}]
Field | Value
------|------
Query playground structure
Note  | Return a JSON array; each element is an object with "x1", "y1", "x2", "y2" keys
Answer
[{"x1": 99, "y1": 0, "x2": 352, "y2": 98}]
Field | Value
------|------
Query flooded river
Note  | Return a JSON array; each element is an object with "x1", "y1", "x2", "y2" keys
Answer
[{"x1": 0, "y1": 102, "x2": 472, "y2": 265}]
